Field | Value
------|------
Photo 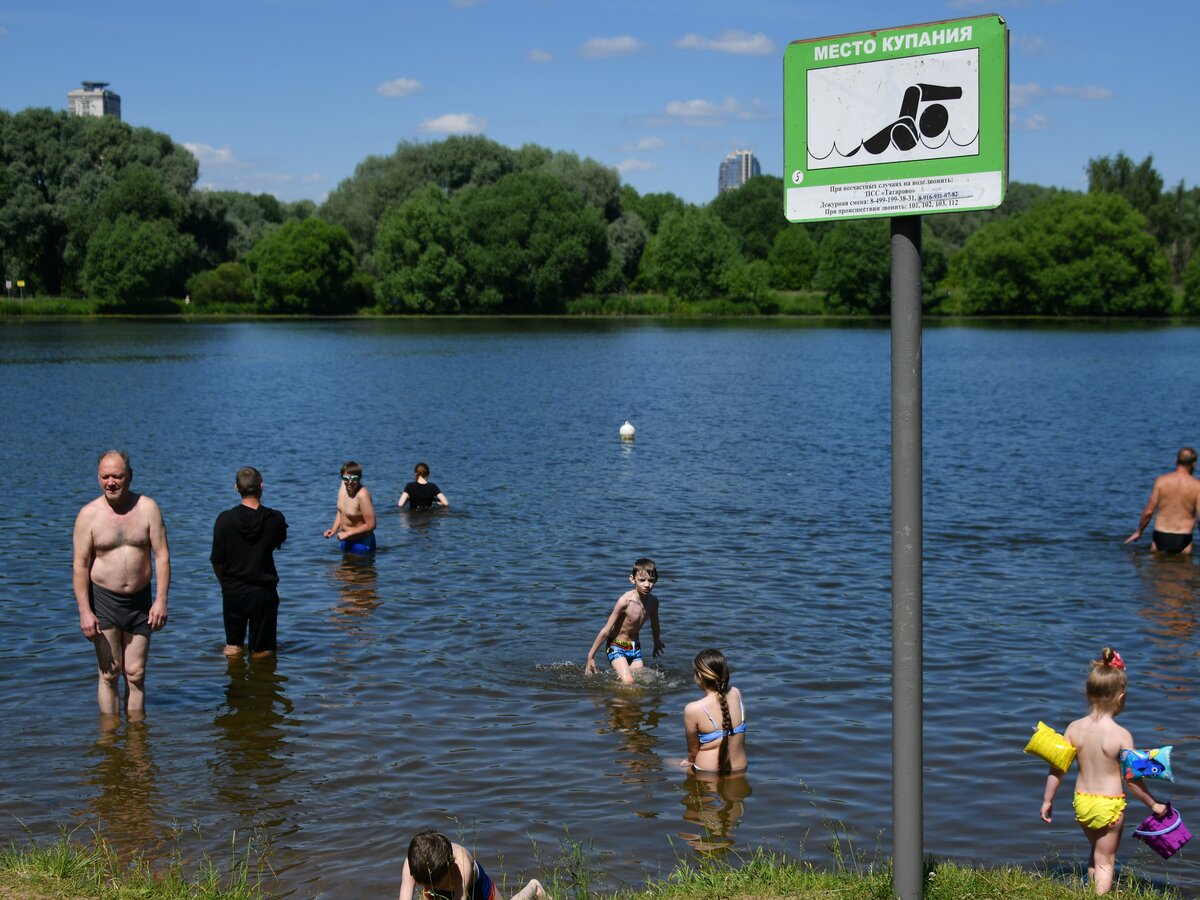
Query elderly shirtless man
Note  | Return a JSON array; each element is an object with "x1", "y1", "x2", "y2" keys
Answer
[
  {"x1": 1125, "y1": 447, "x2": 1200, "y2": 554},
  {"x1": 73, "y1": 450, "x2": 170, "y2": 715}
]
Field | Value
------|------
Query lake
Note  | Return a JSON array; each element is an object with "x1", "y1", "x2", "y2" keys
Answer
[{"x1": 1, "y1": 318, "x2": 1198, "y2": 898}]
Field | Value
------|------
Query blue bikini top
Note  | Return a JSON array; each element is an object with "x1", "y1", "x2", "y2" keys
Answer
[{"x1": 697, "y1": 689, "x2": 747, "y2": 745}]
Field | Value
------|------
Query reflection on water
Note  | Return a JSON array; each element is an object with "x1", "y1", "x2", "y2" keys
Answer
[
  {"x1": 677, "y1": 770, "x2": 751, "y2": 856},
  {"x1": 82, "y1": 715, "x2": 169, "y2": 857},
  {"x1": 600, "y1": 689, "x2": 669, "y2": 783},
  {"x1": 1131, "y1": 554, "x2": 1200, "y2": 734},
  {"x1": 331, "y1": 555, "x2": 381, "y2": 621},
  {"x1": 210, "y1": 655, "x2": 298, "y2": 829}
]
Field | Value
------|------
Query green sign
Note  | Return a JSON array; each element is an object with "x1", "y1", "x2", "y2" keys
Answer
[{"x1": 784, "y1": 14, "x2": 1008, "y2": 222}]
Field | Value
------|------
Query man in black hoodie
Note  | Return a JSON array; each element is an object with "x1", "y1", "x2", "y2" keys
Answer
[{"x1": 211, "y1": 467, "x2": 288, "y2": 657}]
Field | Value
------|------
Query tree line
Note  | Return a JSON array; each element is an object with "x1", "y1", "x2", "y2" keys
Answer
[{"x1": 2, "y1": 106, "x2": 1198, "y2": 315}]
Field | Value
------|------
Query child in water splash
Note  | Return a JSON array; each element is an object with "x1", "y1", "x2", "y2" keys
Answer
[
  {"x1": 584, "y1": 558, "x2": 664, "y2": 684},
  {"x1": 1039, "y1": 647, "x2": 1166, "y2": 895},
  {"x1": 397, "y1": 829, "x2": 545, "y2": 900},
  {"x1": 679, "y1": 648, "x2": 748, "y2": 774}
]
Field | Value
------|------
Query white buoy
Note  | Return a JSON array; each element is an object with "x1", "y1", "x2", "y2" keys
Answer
[{"x1": 619, "y1": 420, "x2": 636, "y2": 441}]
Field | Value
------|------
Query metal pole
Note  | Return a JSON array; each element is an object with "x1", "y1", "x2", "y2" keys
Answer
[{"x1": 891, "y1": 214, "x2": 923, "y2": 900}]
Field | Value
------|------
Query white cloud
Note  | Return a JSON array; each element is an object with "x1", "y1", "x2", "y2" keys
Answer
[
  {"x1": 1054, "y1": 84, "x2": 1113, "y2": 101},
  {"x1": 616, "y1": 159, "x2": 659, "y2": 174},
  {"x1": 1010, "y1": 82, "x2": 1044, "y2": 109},
  {"x1": 182, "y1": 142, "x2": 248, "y2": 168},
  {"x1": 1014, "y1": 34, "x2": 1047, "y2": 55},
  {"x1": 419, "y1": 113, "x2": 487, "y2": 134},
  {"x1": 526, "y1": 49, "x2": 554, "y2": 62},
  {"x1": 1010, "y1": 112, "x2": 1051, "y2": 131},
  {"x1": 661, "y1": 97, "x2": 766, "y2": 126},
  {"x1": 674, "y1": 31, "x2": 774, "y2": 55},
  {"x1": 618, "y1": 136, "x2": 665, "y2": 152},
  {"x1": 580, "y1": 35, "x2": 642, "y2": 58},
  {"x1": 377, "y1": 78, "x2": 422, "y2": 98}
]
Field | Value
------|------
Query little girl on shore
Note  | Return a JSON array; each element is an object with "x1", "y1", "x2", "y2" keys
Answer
[{"x1": 1040, "y1": 647, "x2": 1166, "y2": 895}]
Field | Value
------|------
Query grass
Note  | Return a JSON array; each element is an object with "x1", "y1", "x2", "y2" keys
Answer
[
  {"x1": 1, "y1": 830, "x2": 1185, "y2": 900},
  {"x1": 0, "y1": 828, "x2": 268, "y2": 900}
]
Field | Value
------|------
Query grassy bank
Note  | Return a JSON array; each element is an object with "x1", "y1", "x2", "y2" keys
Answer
[{"x1": 1, "y1": 836, "x2": 1183, "y2": 900}]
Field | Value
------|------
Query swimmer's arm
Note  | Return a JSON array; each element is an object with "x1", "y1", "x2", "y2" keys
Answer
[
  {"x1": 396, "y1": 860, "x2": 417, "y2": 900},
  {"x1": 324, "y1": 505, "x2": 344, "y2": 539},
  {"x1": 1126, "y1": 776, "x2": 1167, "y2": 815},
  {"x1": 1040, "y1": 766, "x2": 1065, "y2": 823},
  {"x1": 1126, "y1": 482, "x2": 1160, "y2": 543},
  {"x1": 72, "y1": 508, "x2": 99, "y2": 639},
  {"x1": 146, "y1": 498, "x2": 170, "y2": 630},
  {"x1": 585, "y1": 600, "x2": 626, "y2": 674},
  {"x1": 397, "y1": 491, "x2": 410, "y2": 508},
  {"x1": 680, "y1": 705, "x2": 701, "y2": 767},
  {"x1": 436, "y1": 491, "x2": 448, "y2": 508}
]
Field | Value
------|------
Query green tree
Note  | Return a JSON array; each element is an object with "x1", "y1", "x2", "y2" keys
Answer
[
  {"x1": 641, "y1": 207, "x2": 741, "y2": 301},
  {"x1": 185, "y1": 262, "x2": 255, "y2": 308},
  {"x1": 595, "y1": 211, "x2": 648, "y2": 293},
  {"x1": 767, "y1": 224, "x2": 818, "y2": 290},
  {"x1": 1182, "y1": 244, "x2": 1200, "y2": 315},
  {"x1": 708, "y1": 175, "x2": 787, "y2": 261},
  {"x1": 83, "y1": 214, "x2": 194, "y2": 304},
  {"x1": 539, "y1": 151, "x2": 622, "y2": 221},
  {"x1": 1087, "y1": 152, "x2": 1162, "y2": 219},
  {"x1": 814, "y1": 219, "x2": 891, "y2": 313},
  {"x1": 456, "y1": 172, "x2": 609, "y2": 312},
  {"x1": 244, "y1": 217, "x2": 361, "y2": 314},
  {"x1": 619, "y1": 186, "x2": 687, "y2": 235},
  {"x1": 373, "y1": 185, "x2": 467, "y2": 313},
  {"x1": 950, "y1": 192, "x2": 1171, "y2": 316},
  {"x1": 0, "y1": 108, "x2": 197, "y2": 295}
]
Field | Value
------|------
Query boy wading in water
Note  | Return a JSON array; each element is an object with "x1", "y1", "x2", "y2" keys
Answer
[
  {"x1": 584, "y1": 558, "x2": 664, "y2": 684},
  {"x1": 324, "y1": 460, "x2": 377, "y2": 554}
]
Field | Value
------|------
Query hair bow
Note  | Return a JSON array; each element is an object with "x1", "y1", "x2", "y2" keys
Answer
[{"x1": 1109, "y1": 650, "x2": 1125, "y2": 670}]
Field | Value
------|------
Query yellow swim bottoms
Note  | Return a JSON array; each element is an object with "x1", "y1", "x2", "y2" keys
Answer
[{"x1": 1073, "y1": 791, "x2": 1127, "y2": 830}]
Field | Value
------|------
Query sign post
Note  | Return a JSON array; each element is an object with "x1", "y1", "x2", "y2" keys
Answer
[
  {"x1": 785, "y1": 15, "x2": 1007, "y2": 899},
  {"x1": 16, "y1": 279, "x2": 24, "y2": 301}
]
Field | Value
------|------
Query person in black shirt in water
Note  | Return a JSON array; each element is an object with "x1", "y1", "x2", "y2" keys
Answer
[
  {"x1": 397, "y1": 462, "x2": 449, "y2": 510},
  {"x1": 211, "y1": 466, "x2": 288, "y2": 657}
]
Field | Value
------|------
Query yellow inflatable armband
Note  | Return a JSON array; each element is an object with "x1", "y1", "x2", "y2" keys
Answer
[{"x1": 1024, "y1": 721, "x2": 1076, "y2": 772}]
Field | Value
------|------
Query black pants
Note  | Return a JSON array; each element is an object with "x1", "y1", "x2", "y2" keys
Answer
[{"x1": 222, "y1": 582, "x2": 280, "y2": 652}]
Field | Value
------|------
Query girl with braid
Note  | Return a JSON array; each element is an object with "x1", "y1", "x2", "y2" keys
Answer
[{"x1": 679, "y1": 649, "x2": 748, "y2": 773}]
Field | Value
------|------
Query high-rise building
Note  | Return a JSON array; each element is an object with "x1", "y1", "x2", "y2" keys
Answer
[
  {"x1": 67, "y1": 82, "x2": 121, "y2": 120},
  {"x1": 717, "y1": 149, "x2": 760, "y2": 194}
]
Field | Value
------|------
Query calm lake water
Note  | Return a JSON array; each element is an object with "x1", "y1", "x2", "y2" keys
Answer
[{"x1": 2, "y1": 318, "x2": 1199, "y2": 898}]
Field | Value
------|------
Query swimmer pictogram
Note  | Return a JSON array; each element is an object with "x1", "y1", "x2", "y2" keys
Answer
[
  {"x1": 804, "y1": 49, "x2": 982, "y2": 170},
  {"x1": 847, "y1": 83, "x2": 964, "y2": 156}
]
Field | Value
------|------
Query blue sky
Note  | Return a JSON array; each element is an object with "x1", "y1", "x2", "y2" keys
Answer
[{"x1": 1, "y1": 0, "x2": 1195, "y2": 206}]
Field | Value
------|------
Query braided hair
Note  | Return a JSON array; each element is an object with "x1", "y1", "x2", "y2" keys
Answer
[{"x1": 694, "y1": 648, "x2": 734, "y2": 774}]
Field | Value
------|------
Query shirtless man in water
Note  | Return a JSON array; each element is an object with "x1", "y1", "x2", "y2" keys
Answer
[
  {"x1": 1125, "y1": 447, "x2": 1200, "y2": 555},
  {"x1": 73, "y1": 450, "x2": 170, "y2": 716}
]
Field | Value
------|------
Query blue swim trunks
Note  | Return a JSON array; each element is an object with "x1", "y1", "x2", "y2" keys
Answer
[
  {"x1": 339, "y1": 532, "x2": 376, "y2": 555},
  {"x1": 607, "y1": 639, "x2": 642, "y2": 663}
]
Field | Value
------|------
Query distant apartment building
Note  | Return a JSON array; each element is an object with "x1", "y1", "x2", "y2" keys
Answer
[
  {"x1": 67, "y1": 82, "x2": 122, "y2": 120},
  {"x1": 717, "y1": 149, "x2": 760, "y2": 194}
]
